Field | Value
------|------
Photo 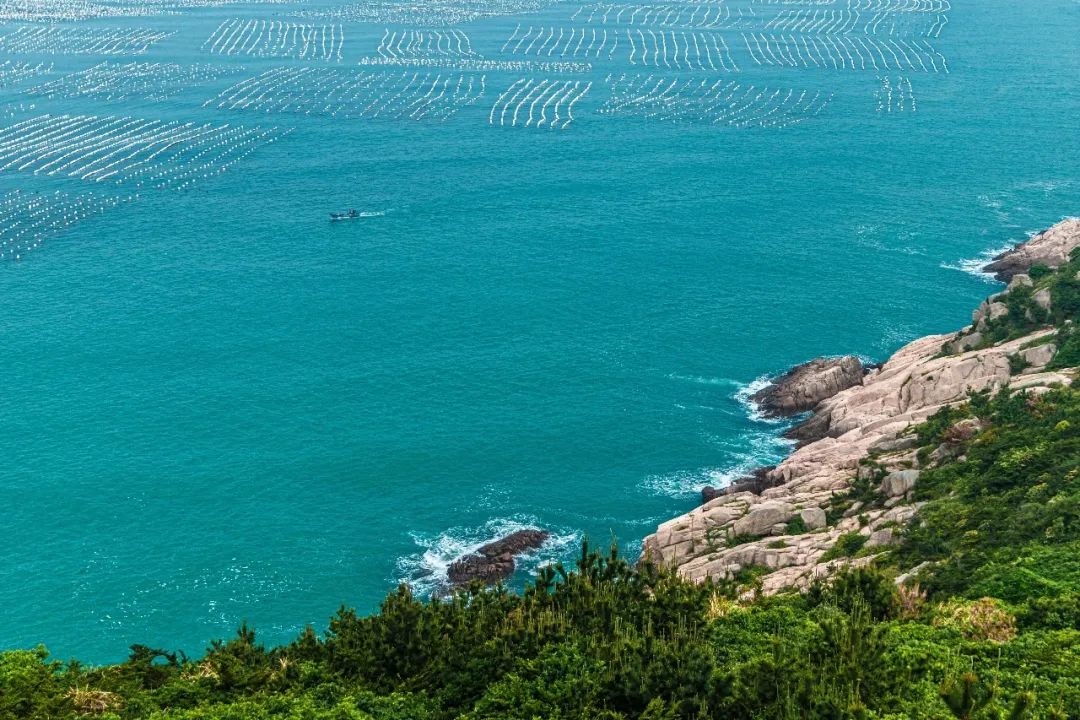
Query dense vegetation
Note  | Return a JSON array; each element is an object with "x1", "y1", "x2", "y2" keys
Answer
[
  {"x1": 3, "y1": 545, "x2": 1078, "y2": 720},
  {"x1": 4, "y1": 259, "x2": 1080, "y2": 719}
]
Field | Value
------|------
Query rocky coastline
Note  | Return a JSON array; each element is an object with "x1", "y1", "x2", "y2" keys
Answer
[{"x1": 643, "y1": 217, "x2": 1080, "y2": 594}]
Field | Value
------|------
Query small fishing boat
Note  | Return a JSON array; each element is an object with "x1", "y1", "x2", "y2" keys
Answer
[{"x1": 330, "y1": 209, "x2": 360, "y2": 221}]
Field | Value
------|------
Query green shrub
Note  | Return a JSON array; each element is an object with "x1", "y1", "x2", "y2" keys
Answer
[
  {"x1": 1028, "y1": 264, "x2": 1052, "y2": 280},
  {"x1": 1008, "y1": 353, "x2": 1031, "y2": 374},
  {"x1": 1049, "y1": 326, "x2": 1080, "y2": 369},
  {"x1": 821, "y1": 532, "x2": 869, "y2": 562},
  {"x1": 784, "y1": 515, "x2": 808, "y2": 535},
  {"x1": 726, "y1": 533, "x2": 761, "y2": 548}
]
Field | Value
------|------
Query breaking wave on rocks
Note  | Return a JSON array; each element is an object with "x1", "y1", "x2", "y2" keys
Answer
[
  {"x1": 643, "y1": 375, "x2": 800, "y2": 498},
  {"x1": 642, "y1": 430, "x2": 795, "y2": 499},
  {"x1": 734, "y1": 375, "x2": 780, "y2": 423},
  {"x1": 641, "y1": 466, "x2": 748, "y2": 499},
  {"x1": 941, "y1": 243, "x2": 1015, "y2": 283},
  {"x1": 395, "y1": 517, "x2": 580, "y2": 597}
]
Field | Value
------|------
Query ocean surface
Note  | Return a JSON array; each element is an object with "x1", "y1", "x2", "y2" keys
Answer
[{"x1": 1, "y1": 0, "x2": 1078, "y2": 662}]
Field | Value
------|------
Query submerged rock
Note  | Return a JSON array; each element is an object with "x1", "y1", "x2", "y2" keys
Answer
[
  {"x1": 751, "y1": 356, "x2": 865, "y2": 418},
  {"x1": 447, "y1": 529, "x2": 550, "y2": 587},
  {"x1": 982, "y1": 217, "x2": 1080, "y2": 282}
]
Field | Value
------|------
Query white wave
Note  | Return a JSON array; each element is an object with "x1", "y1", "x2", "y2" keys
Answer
[
  {"x1": 650, "y1": 372, "x2": 809, "y2": 499},
  {"x1": 395, "y1": 517, "x2": 580, "y2": 597},
  {"x1": 641, "y1": 467, "x2": 733, "y2": 497},
  {"x1": 668, "y1": 372, "x2": 785, "y2": 422},
  {"x1": 856, "y1": 353, "x2": 878, "y2": 365},
  {"x1": 940, "y1": 243, "x2": 1013, "y2": 284},
  {"x1": 734, "y1": 375, "x2": 783, "y2": 423},
  {"x1": 641, "y1": 431, "x2": 794, "y2": 498},
  {"x1": 975, "y1": 194, "x2": 1013, "y2": 226},
  {"x1": 642, "y1": 463, "x2": 754, "y2": 498}
]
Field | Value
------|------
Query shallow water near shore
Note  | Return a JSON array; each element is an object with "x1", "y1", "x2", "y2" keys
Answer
[{"x1": 2, "y1": 0, "x2": 1080, "y2": 662}]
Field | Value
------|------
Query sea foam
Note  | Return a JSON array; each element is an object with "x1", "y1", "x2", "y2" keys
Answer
[
  {"x1": 734, "y1": 375, "x2": 781, "y2": 423},
  {"x1": 395, "y1": 517, "x2": 580, "y2": 597},
  {"x1": 643, "y1": 374, "x2": 797, "y2": 498},
  {"x1": 940, "y1": 243, "x2": 1014, "y2": 283}
]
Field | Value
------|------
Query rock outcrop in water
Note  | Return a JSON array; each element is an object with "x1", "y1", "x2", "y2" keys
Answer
[
  {"x1": 448, "y1": 529, "x2": 550, "y2": 587},
  {"x1": 749, "y1": 356, "x2": 865, "y2": 418},
  {"x1": 982, "y1": 217, "x2": 1080, "y2": 282},
  {"x1": 643, "y1": 218, "x2": 1080, "y2": 595}
]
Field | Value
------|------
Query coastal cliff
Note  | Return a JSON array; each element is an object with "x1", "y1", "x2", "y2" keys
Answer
[{"x1": 643, "y1": 217, "x2": 1080, "y2": 594}]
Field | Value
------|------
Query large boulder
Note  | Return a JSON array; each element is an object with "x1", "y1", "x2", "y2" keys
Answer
[
  {"x1": 1007, "y1": 274, "x2": 1033, "y2": 290},
  {"x1": 865, "y1": 528, "x2": 898, "y2": 549},
  {"x1": 881, "y1": 470, "x2": 919, "y2": 498},
  {"x1": 800, "y1": 507, "x2": 827, "y2": 531},
  {"x1": 783, "y1": 410, "x2": 833, "y2": 446},
  {"x1": 947, "y1": 331, "x2": 983, "y2": 354},
  {"x1": 732, "y1": 502, "x2": 795, "y2": 537},
  {"x1": 1020, "y1": 343, "x2": 1056, "y2": 369},
  {"x1": 447, "y1": 529, "x2": 549, "y2": 586},
  {"x1": 983, "y1": 218, "x2": 1080, "y2": 282},
  {"x1": 751, "y1": 356, "x2": 865, "y2": 418}
]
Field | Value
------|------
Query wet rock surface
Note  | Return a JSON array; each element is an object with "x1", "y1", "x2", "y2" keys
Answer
[{"x1": 447, "y1": 529, "x2": 550, "y2": 586}]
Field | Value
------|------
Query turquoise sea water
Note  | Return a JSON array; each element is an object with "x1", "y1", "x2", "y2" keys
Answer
[{"x1": 1, "y1": 0, "x2": 1079, "y2": 662}]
